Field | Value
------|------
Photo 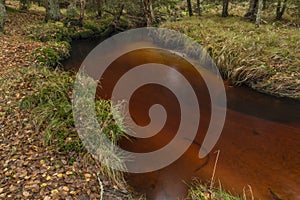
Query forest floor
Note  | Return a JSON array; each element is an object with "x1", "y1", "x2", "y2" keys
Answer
[
  {"x1": 0, "y1": 9, "x2": 43, "y2": 74},
  {"x1": 1, "y1": 2, "x2": 299, "y2": 200},
  {"x1": 0, "y1": 8, "x2": 140, "y2": 200}
]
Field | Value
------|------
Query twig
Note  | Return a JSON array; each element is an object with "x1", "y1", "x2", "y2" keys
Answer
[
  {"x1": 97, "y1": 173, "x2": 104, "y2": 200},
  {"x1": 209, "y1": 150, "x2": 220, "y2": 190},
  {"x1": 103, "y1": 9, "x2": 115, "y2": 16}
]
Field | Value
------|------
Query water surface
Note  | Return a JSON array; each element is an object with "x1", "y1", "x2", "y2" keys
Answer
[{"x1": 64, "y1": 38, "x2": 300, "y2": 200}]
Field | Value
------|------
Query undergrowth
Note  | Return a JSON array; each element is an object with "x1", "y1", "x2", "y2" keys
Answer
[
  {"x1": 1, "y1": 66, "x2": 128, "y2": 185},
  {"x1": 161, "y1": 9, "x2": 300, "y2": 99},
  {"x1": 32, "y1": 41, "x2": 71, "y2": 67},
  {"x1": 24, "y1": 18, "x2": 110, "y2": 67},
  {"x1": 17, "y1": 67, "x2": 127, "y2": 150}
]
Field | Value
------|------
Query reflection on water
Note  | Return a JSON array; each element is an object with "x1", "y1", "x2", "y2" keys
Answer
[{"x1": 64, "y1": 38, "x2": 300, "y2": 200}]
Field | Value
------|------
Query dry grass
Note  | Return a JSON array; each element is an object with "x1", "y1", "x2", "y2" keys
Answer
[
  {"x1": 161, "y1": 4, "x2": 300, "y2": 99},
  {"x1": 186, "y1": 150, "x2": 254, "y2": 200},
  {"x1": 1, "y1": 66, "x2": 129, "y2": 190}
]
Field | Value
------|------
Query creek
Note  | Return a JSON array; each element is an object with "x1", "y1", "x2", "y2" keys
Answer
[{"x1": 63, "y1": 38, "x2": 300, "y2": 200}]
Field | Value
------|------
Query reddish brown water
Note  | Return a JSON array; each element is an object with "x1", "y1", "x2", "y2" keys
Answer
[{"x1": 64, "y1": 39, "x2": 300, "y2": 200}]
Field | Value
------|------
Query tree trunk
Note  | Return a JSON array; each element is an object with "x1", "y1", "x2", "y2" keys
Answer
[
  {"x1": 255, "y1": 0, "x2": 263, "y2": 27},
  {"x1": 149, "y1": 1, "x2": 154, "y2": 22},
  {"x1": 196, "y1": 0, "x2": 201, "y2": 16},
  {"x1": 262, "y1": 0, "x2": 267, "y2": 10},
  {"x1": 0, "y1": 0, "x2": 6, "y2": 33},
  {"x1": 97, "y1": 0, "x2": 102, "y2": 18},
  {"x1": 222, "y1": 0, "x2": 229, "y2": 17},
  {"x1": 276, "y1": 0, "x2": 287, "y2": 20},
  {"x1": 244, "y1": 0, "x2": 258, "y2": 20},
  {"x1": 187, "y1": 0, "x2": 193, "y2": 16},
  {"x1": 102, "y1": 3, "x2": 124, "y2": 37},
  {"x1": 79, "y1": 0, "x2": 86, "y2": 24},
  {"x1": 45, "y1": 0, "x2": 61, "y2": 21},
  {"x1": 143, "y1": 0, "x2": 154, "y2": 26},
  {"x1": 245, "y1": 0, "x2": 253, "y2": 16}
]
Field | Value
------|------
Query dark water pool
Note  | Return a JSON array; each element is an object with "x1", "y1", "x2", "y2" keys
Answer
[{"x1": 63, "y1": 38, "x2": 300, "y2": 200}]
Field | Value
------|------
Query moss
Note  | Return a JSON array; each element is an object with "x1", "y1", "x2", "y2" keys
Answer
[
  {"x1": 71, "y1": 29, "x2": 95, "y2": 39},
  {"x1": 33, "y1": 41, "x2": 71, "y2": 67},
  {"x1": 25, "y1": 21, "x2": 72, "y2": 42},
  {"x1": 83, "y1": 20, "x2": 102, "y2": 33},
  {"x1": 5, "y1": 6, "x2": 20, "y2": 13},
  {"x1": 24, "y1": 16, "x2": 113, "y2": 69},
  {"x1": 34, "y1": 47, "x2": 60, "y2": 67},
  {"x1": 48, "y1": 41, "x2": 71, "y2": 59}
]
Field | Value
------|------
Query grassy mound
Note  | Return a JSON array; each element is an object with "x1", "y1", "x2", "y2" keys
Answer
[
  {"x1": 1, "y1": 66, "x2": 128, "y2": 187},
  {"x1": 161, "y1": 16, "x2": 300, "y2": 99}
]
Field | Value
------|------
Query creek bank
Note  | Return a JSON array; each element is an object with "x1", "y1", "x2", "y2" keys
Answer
[
  {"x1": 0, "y1": 7, "x2": 142, "y2": 200},
  {"x1": 161, "y1": 15, "x2": 300, "y2": 100}
]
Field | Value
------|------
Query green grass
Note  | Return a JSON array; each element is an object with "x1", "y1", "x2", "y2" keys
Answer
[
  {"x1": 17, "y1": 67, "x2": 127, "y2": 151},
  {"x1": 161, "y1": 10, "x2": 300, "y2": 99},
  {"x1": 24, "y1": 21, "x2": 73, "y2": 42},
  {"x1": 6, "y1": 6, "x2": 21, "y2": 13},
  {"x1": 22, "y1": 16, "x2": 111, "y2": 66},
  {"x1": 1, "y1": 66, "x2": 128, "y2": 186},
  {"x1": 187, "y1": 181, "x2": 250, "y2": 200},
  {"x1": 32, "y1": 41, "x2": 71, "y2": 67}
]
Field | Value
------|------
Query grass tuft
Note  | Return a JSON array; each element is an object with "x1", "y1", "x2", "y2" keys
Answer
[
  {"x1": 1, "y1": 66, "x2": 128, "y2": 186},
  {"x1": 161, "y1": 10, "x2": 300, "y2": 99},
  {"x1": 32, "y1": 41, "x2": 71, "y2": 67},
  {"x1": 187, "y1": 181, "x2": 243, "y2": 200}
]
